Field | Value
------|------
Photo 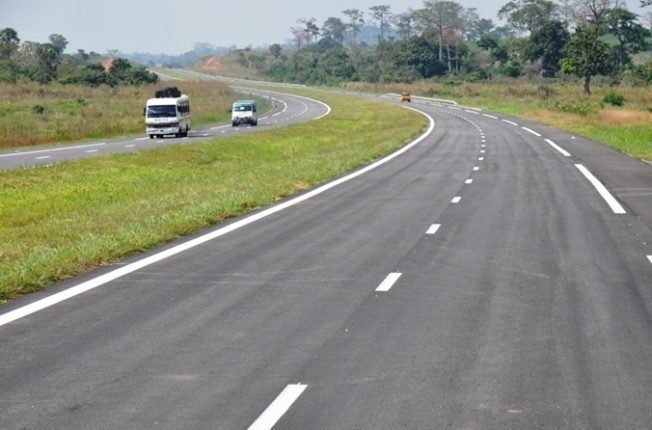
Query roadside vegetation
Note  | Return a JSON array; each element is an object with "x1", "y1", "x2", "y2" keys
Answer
[
  {"x1": 0, "y1": 81, "x2": 269, "y2": 148},
  {"x1": 0, "y1": 90, "x2": 425, "y2": 301}
]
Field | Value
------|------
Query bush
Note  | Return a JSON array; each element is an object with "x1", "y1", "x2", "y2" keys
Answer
[
  {"x1": 554, "y1": 99, "x2": 602, "y2": 115},
  {"x1": 603, "y1": 92, "x2": 625, "y2": 106}
]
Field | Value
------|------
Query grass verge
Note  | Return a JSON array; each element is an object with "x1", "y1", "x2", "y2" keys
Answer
[{"x1": 0, "y1": 90, "x2": 425, "y2": 302}]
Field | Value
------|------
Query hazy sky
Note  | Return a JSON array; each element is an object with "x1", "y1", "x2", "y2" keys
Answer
[{"x1": 0, "y1": 0, "x2": 648, "y2": 55}]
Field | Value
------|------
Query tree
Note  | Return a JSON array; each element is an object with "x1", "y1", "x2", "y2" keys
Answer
[
  {"x1": 48, "y1": 33, "x2": 68, "y2": 55},
  {"x1": 342, "y1": 9, "x2": 365, "y2": 48},
  {"x1": 0, "y1": 28, "x2": 20, "y2": 59},
  {"x1": 498, "y1": 0, "x2": 559, "y2": 33},
  {"x1": 298, "y1": 17, "x2": 320, "y2": 44},
  {"x1": 561, "y1": 25, "x2": 612, "y2": 94},
  {"x1": 414, "y1": 0, "x2": 467, "y2": 68},
  {"x1": 525, "y1": 20, "x2": 570, "y2": 76},
  {"x1": 269, "y1": 43, "x2": 282, "y2": 59},
  {"x1": 322, "y1": 17, "x2": 347, "y2": 44},
  {"x1": 369, "y1": 5, "x2": 392, "y2": 42},
  {"x1": 393, "y1": 12, "x2": 415, "y2": 40},
  {"x1": 34, "y1": 43, "x2": 60, "y2": 83},
  {"x1": 392, "y1": 36, "x2": 446, "y2": 78},
  {"x1": 605, "y1": 8, "x2": 649, "y2": 67},
  {"x1": 467, "y1": 18, "x2": 496, "y2": 41},
  {"x1": 571, "y1": 0, "x2": 617, "y2": 26}
]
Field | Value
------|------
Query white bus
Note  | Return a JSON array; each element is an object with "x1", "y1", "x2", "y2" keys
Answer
[{"x1": 145, "y1": 95, "x2": 191, "y2": 139}]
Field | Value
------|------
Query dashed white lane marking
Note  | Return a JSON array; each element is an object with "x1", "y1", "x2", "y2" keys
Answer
[
  {"x1": 478, "y1": 157, "x2": 484, "y2": 161},
  {"x1": 502, "y1": 119, "x2": 518, "y2": 126},
  {"x1": 544, "y1": 138, "x2": 571, "y2": 157},
  {"x1": 202, "y1": 133, "x2": 210, "y2": 137},
  {"x1": 451, "y1": 196, "x2": 462, "y2": 203},
  {"x1": 465, "y1": 109, "x2": 479, "y2": 114},
  {"x1": 522, "y1": 127, "x2": 542, "y2": 137},
  {"x1": 376, "y1": 272, "x2": 402, "y2": 292},
  {"x1": 483, "y1": 114, "x2": 499, "y2": 119},
  {"x1": 135, "y1": 137, "x2": 149, "y2": 141},
  {"x1": 125, "y1": 144, "x2": 135, "y2": 148},
  {"x1": 85, "y1": 149, "x2": 98, "y2": 153},
  {"x1": 473, "y1": 166, "x2": 480, "y2": 171},
  {"x1": 648, "y1": 255, "x2": 652, "y2": 265},
  {"x1": 481, "y1": 144, "x2": 486, "y2": 148},
  {"x1": 575, "y1": 164, "x2": 626, "y2": 214},
  {"x1": 0, "y1": 142, "x2": 107, "y2": 158},
  {"x1": 449, "y1": 107, "x2": 462, "y2": 111},
  {"x1": 426, "y1": 224, "x2": 441, "y2": 235},
  {"x1": 35, "y1": 156, "x2": 51, "y2": 160},
  {"x1": 248, "y1": 384, "x2": 307, "y2": 430},
  {"x1": 465, "y1": 179, "x2": 473, "y2": 184},
  {"x1": 480, "y1": 150, "x2": 485, "y2": 153},
  {"x1": 0, "y1": 104, "x2": 434, "y2": 328}
]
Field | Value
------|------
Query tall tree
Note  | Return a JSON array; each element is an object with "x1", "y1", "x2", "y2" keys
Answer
[
  {"x1": 415, "y1": 0, "x2": 466, "y2": 66},
  {"x1": 0, "y1": 28, "x2": 20, "y2": 59},
  {"x1": 343, "y1": 9, "x2": 365, "y2": 48},
  {"x1": 393, "y1": 12, "x2": 416, "y2": 40},
  {"x1": 298, "y1": 17, "x2": 320, "y2": 44},
  {"x1": 34, "y1": 43, "x2": 59, "y2": 84},
  {"x1": 561, "y1": 25, "x2": 612, "y2": 94},
  {"x1": 605, "y1": 7, "x2": 649, "y2": 67},
  {"x1": 48, "y1": 33, "x2": 68, "y2": 55},
  {"x1": 322, "y1": 17, "x2": 347, "y2": 43},
  {"x1": 369, "y1": 5, "x2": 392, "y2": 42},
  {"x1": 498, "y1": 0, "x2": 560, "y2": 33},
  {"x1": 525, "y1": 20, "x2": 570, "y2": 76},
  {"x1": 571, "y1": 0, "x2": 619, "y2": 26}
]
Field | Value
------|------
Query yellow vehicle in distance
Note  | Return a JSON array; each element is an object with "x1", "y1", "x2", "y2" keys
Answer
[{"x1": 400, "y1": 92, "x2": 411, "y2": 102}]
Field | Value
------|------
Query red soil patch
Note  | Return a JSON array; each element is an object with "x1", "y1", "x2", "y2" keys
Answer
[{"x1": 201, "y1": 57, "x2": 222, "y2": 71}]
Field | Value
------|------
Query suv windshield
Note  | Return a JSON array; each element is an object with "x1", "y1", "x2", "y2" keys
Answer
[
  {"x1": 147, "y1": 105, "x2": 177, "y2": 118},
  {"x1": 233, "y1": 104, "x2": 252, "y2": 112}
]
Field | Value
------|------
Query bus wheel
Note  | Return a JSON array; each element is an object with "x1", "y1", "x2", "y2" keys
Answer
[{"x1": 149, "y1": 134, "x2": 154, "y2": 139}]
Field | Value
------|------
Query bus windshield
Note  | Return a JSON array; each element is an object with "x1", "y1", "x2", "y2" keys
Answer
[{"x1": 147, "y1": 105, "x2": 177, "y2": 118}]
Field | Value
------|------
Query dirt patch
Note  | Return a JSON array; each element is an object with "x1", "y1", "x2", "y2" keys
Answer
[
  {"x1": 599, "y1": 109, "x2": 652, "y2": 125},
  {"x1": 201, "y1": 57, "x2": 222, "y2": 71}
]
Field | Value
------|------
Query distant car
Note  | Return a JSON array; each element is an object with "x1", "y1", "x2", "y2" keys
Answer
[
  {"x1": 231, "y1": 100, "x2": 258, "y2": 126},
  {"x1": 400, "y1": 92, "x2": 411, "y2": 102}
]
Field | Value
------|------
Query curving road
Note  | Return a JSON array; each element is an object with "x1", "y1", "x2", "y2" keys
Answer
[
  {"x1": 0, "y1": 87, "x2": 330, "y2": 171},
  {"x1": 1, "y1": 91, "x2": 652, "y2": 429}
]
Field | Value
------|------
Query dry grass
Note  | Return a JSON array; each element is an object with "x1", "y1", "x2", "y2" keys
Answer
[{"x1": 0, "y1": 81, "x2": 237, "y2": 149}]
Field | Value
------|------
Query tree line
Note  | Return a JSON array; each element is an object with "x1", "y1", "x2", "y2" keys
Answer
[
  {"x1": 0, "y1": 28, "x2": 158, "y2": 86},
  {"x1": 228, "y1": 0, "x2": 652, "y2": 93}
]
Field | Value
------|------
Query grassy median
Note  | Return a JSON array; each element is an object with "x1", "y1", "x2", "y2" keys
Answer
[{"x1": 0, "y1": 90, "x2": 426, "y2": 301}]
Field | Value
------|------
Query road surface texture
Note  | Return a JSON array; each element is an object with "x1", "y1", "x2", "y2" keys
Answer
[
  {"x1": 0, "y1": 88, "x2": 329, "y2": 171},
  {"x1": 1, "y1": 94, "x2": 651, "y2": 430}
]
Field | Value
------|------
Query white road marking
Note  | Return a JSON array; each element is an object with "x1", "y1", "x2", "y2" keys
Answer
[
  {"x1": 0, "y1": 142, "x2": 107, "y2": 158},
  {"x1": 451, "y1": 196, "x2": 462, "y2": 203},
  {"x1": 135, "y1": 137, "x2": 149, "y2": 141},
  {"x1": 481, "y1": 144, "x2": 486, "y2": 148},
  {"x1": 544, "y1": 138, "x2": 571, "y2": 157},
  {"x1": 202, "y1": 133, "x2": 210, "y2": 137},
  {"x1": 478, "y1": 157, "x2": 484, "y2": 161},
  {"x1": 483, "y1": 114, "x2": 499, "y2": 119},
  {"x1": 465, "y1": 179, "x2": 473, "y2": 184},
  {"x1": 648, "y1": 255, "x2": 652, "y2": 265},
  {"x1": 248, "y1": 384, "x2": 307, "y2": 430},
  {"x1": 35, "y1": 156, "x2": 51, "y2": 160},
  {"x1": 522, "y1": 127, "x2": 542, "y2": 137},
  {"x1": 575, "y1": 164, "x2": 626, "y2": 214},
  {"x1": 502, "y1": 119, "x2": 518, "y2": 126},
  {"x1": 125, "y1": 144, "x2": 135, "y2": 148},
  {"x1": 480, "y1": 150, "x2": 485, "y2": 153},
  {"x1": 376, "y1": 272, "x2": 402, "y2": 292},
  {"x1": 426, "y1": 224, "x2": 441, "y2": 235},
  {"x1": 465, "y1": 109, "x2": 479, "y2": 114},
  {"x1": 473, "y1": 166, "x2": 480, "y2": 171},
  {"x1": 0, "y1": 103, "x2": 434, "y2": 328},
  {"x1": 86, "y1": 149, "x2": 98, "y2": 153},
  {"x1": 449, "y1": 106, "x2": 462, "y2": 111}
]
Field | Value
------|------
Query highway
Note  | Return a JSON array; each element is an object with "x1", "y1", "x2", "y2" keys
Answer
[
  {"x1": 1, "y1": 89, "x2": 652, "y2": 429},
  {"x1": 0, "y1": 88, "x2": 330, "y2": 171}
]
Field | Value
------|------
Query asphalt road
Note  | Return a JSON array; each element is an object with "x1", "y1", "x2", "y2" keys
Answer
[
  {"x1": 1, "y1": 94, "x2": 652, "y2": 429},
  {"x1": 0, "y1": 87, "x2": 329, "y2": 171}
]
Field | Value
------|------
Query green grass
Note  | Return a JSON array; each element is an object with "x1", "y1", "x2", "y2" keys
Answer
[{"x1": 0, "y1": 90, "x2": 426, "y2": 302}]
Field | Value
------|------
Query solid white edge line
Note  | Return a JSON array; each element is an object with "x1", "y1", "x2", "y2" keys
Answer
[
  {"x1": 0, "y1": 142, "x2": 107, "y2": 158},
  {"x1": 0, "y1": 103, "x2": 434, "y2": 328},
  {"x1": 376, "y1": 272, "x2": 402, "y2": 292},
  {"x1": 575, "y1": 164, "x2": 626, "y2": 214},
  {"x1": 502, "y1": 119, "x2": 518, "y2": 126},
  {"x1": 248, "y1": 384, "x2": 307, "y2": 430},
  {"x1": 544, "y1": 138, "x2": 571, "y2": 157},
  {"x1": 426, "y1": 224, "x2": 441, "y2": 235},
  {"x1": 522, "y1": 126, "x2": 542, "y2": 137}
]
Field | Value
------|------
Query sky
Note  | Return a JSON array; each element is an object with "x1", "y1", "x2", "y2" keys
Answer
[{"x1": 0, "y1": 0, "x2": 648, "y2": 55}]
